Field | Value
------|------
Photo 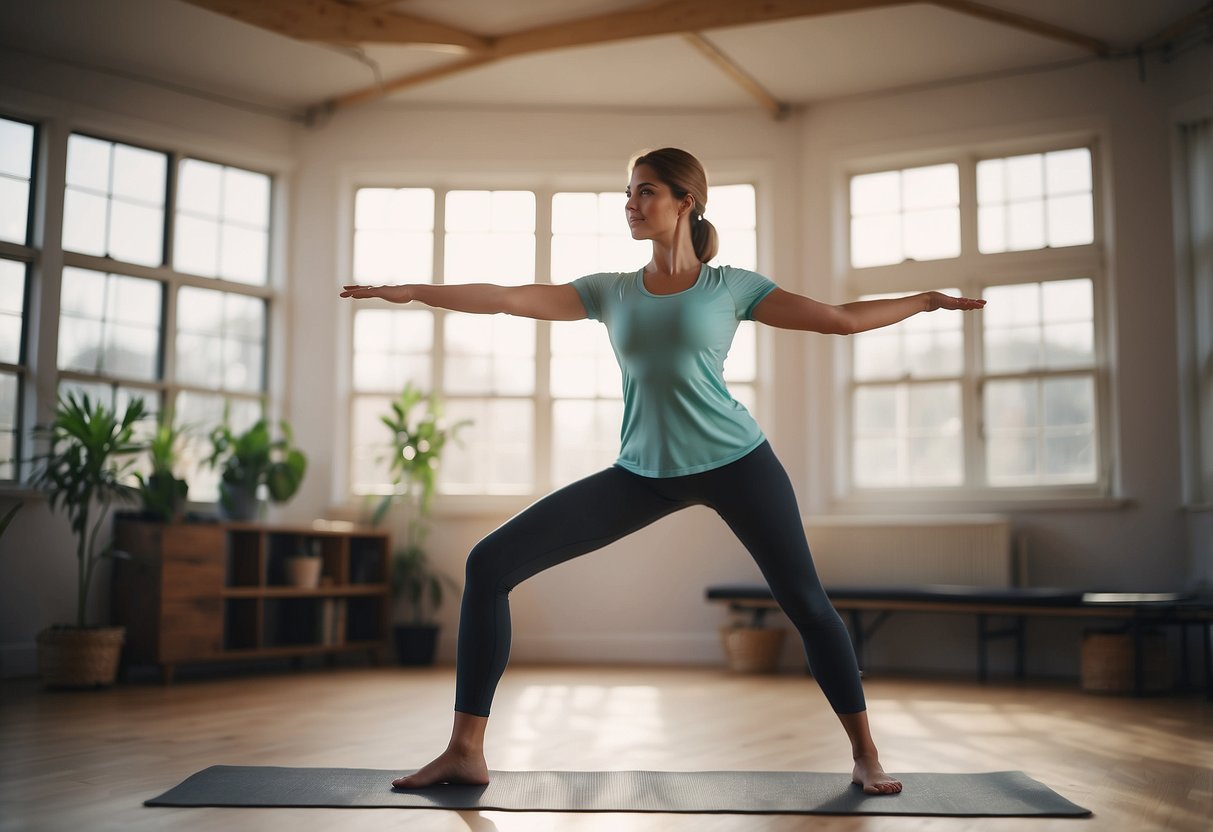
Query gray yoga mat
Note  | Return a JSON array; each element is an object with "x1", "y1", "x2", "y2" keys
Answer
[{"x1": 145, "y1": 765, "x2": 1091, "y2": 816}]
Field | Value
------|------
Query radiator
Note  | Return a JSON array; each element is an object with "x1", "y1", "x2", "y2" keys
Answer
[{"x1": 804, "y1": 515, "x2": 1012, "y2": 587}]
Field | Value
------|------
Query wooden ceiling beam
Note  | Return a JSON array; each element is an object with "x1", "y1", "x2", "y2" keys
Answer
[
  {"x1": 182, "y1": 0, "x2": 490, "y2": 51},
  {"x1": 928, "y1": 0, "x2": 1109, "y2": 56},
  {"x1": 1137, "y1": 2, "x2": 1213, "y2": 52},
  {"x1": 682, "y1": 33, "x2": 789, "y2": 119}
]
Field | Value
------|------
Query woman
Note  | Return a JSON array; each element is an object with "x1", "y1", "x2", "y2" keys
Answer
[{"x1": 341, "y1": 148, "x2": 985, "y2": 796}]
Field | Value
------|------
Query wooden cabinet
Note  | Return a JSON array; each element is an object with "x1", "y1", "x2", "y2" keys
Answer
[{"x1": 112, "y1": 518, "x2": 391, "y2": 683}]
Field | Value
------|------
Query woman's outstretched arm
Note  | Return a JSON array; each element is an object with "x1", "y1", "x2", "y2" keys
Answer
[
  {"x1": 339, "y1": 282, "x2": 587, "y2": 321},
  {"x1": 752, "y1": 288, "x2": 984, "y2": 335}
]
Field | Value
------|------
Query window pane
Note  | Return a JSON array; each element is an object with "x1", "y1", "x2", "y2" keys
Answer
[
  {"x1": 175, "y1": 391, "x2": 261, "y2": 501},
  {"x1": 978, "y1": 147, "x2": 1092, "y2": 253},
  {"x1": 0, "y1": 118, "x2": 34, "y2": 179},
  {"x1": 850, "y1": 171, "x2": 899, "y2": 216},
  {"x1": 66, "y1": 134, "x2": 110, "y2": 192},
  {"x1": 854, "y1": 289, "x2": 962, "y2": 379},
  {"x1": 552, "y1": 398, "x2": 624, "y2": 484},
  {"x1": 723, "y1": 320, "x2": 757, "y2": 382},
  {"x1": 0, "y1": 259, "x2": 25, "y2": 364},
  {"x1": 0, "y1": 118, "x2": 33, "y2": 245},
  {"x1": 353, "y1": 188, "x2": 434, "y2": 283},
  {"x1": 111, "y1": 144, "x2": 166, "y2": 205},
  {"x1": 64, "y1": 135, "x2": 167, "y2": 265},
  {"x1": 173, "y1": 214, "x2": 220, "y2": 277},
  {"x1": 178, "y1": 159, "x2": 222, "y2": 216},
  {"x1": 0, "y1": 178, "x2": 30, "y2": 245},
  {"x1": 1045, "y1": 148, "x2": 1092, "y2": 196},
  {"x1": 851, "y1": 214, "x2": 901, "y2": 268},
  {"x1": 444, "y1": 313, "x2": 534, "y2": 395},
  {"x1": 902, "y1": 164, "x2": 958, "y2": 210},
  {"x1": 551, "y1": 191, "x2": 647, "y2": 282},
  {"x1": 62, "y1": 189, "x2": 108, "y2": 256},
  {"x1": 219, "y1": 223, "x2": 268, "y2": 284},
  {"x1": 445, "y1": 190, "x2": 535, "y2": 285},
  {"x1": 1046, "y1": 193, "x2": 1094, "y2": 247},
  {"x1": 903, "y1": 207, "x2": 960, "y2": 261},
  {"x1": 984, "y1": 279, "x2": 1093, "y2": 373},
  {"x1": 707, "y1": 183, "x2": 757, "y2": 271},
  {"x1": 0, "y1": 371, "x2": 17, "y2": 479},
  {"x1": 350, "y1": 394, "x2": 393, "y2": 494},
  {"x1": 440, "y1": 398, "x2": 532, "y2": 494},
  {"x1": 223, "y1": 167, "x2": 271, "y2": 228},
  {"x1": 853, "y1": 381, "x2": 961, "y2": 487},
  {"x1": 58, "y1": 268, "x2": 162, "y2": 380},
  {"x1": 176, "y1": 286, "x2": 265, "y2": 391},
  {"x1": 108, "y1": 200, "x2": 164, "y2": 266},
  {"x1": 353, "y1": 308, "x2": 433, "y2": 393},
  {"x1": 984, "y1": 375, "x2": 1096, "y2": 485}
]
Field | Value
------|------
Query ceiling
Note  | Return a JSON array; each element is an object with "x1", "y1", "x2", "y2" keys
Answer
[{"x1": 0, "y1": 0, "x2": 1207, "y2": 122}]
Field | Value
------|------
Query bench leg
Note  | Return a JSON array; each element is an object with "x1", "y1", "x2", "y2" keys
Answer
[{"x1": 977, "y1": 614, "x2": 988, "y2": 683}]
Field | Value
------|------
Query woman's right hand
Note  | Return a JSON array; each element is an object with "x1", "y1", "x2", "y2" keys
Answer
[{"x1": 339, "y1": 284, "x2": 414, "y2": 303}]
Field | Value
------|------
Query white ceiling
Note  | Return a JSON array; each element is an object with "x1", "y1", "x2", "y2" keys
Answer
[{"x1": 0, "y1": 0, "x2": 1205, "y2": 120}]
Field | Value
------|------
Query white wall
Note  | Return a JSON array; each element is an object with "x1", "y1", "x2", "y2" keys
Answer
[{"x1": 2, "y1": 43, "x2": 1210, "y2": 681}]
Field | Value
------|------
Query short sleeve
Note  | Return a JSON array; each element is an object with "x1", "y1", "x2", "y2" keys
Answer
[
  {"x1": 570, "y1": 272, "x2": 617, "y2": 322},
  {"x1": 724, "y1": 267, "x2": 777, "y2": 320}
]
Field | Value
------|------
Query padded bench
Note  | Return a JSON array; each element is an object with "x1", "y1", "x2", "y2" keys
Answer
[{"x1": 706, "y1": 584, "x2": 1213, "y2": 698}]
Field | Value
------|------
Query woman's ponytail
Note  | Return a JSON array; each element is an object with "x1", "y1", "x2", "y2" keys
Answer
[{"x1": 690, "y1": 211, "x2": 718, "y2": 263}]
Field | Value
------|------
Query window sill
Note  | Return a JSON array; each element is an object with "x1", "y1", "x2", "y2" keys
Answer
[{"x1": 827, "y1": 492, "x2": 1133, "y2": 515}]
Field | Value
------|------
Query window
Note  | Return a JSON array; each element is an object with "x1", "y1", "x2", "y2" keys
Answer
[
  {"x1": 349, "y1": 180, "x2": 762, "y2": 498},
  {"x1": 64, "y1": 134, "x2": 167, "y2": 267},
  {"x1": 174, "y1": 159, "x2": 271, "y2": 285},
  {"x1": 0, "y1": 115, "x2": 35, "y2": 480},
  {"x1": 52, "y1": 132, "x2": 275, "y2": 500},
  {"x1": 977, "y1": 148, "x2": 1093, "y2": 253},
  {"x1": 850, "y1": 164, "x2": 960, "y2": 268},
  {"x1": 1178, "y1": 118, "x2": 1213, "y2": 503},
  {"x1": 845, "y1": 143, "x2": 1103, "y2": 497}
]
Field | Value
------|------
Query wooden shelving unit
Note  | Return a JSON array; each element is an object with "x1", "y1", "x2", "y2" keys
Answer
[{"x1": 112, "y1": 518, "x2": 391, "y2": 683}]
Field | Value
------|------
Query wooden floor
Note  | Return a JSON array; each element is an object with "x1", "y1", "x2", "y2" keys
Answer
[{"x1": 1, "y1": 663, "x2": 1210, "y2": 831}]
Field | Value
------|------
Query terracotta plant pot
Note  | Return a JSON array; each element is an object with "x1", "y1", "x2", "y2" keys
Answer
[
  {"x1": 286, "y1": 556, "x2": 323, "y2": 589},
  {"x1": 36, "y1": 626, "x2": 125, "y2": 688}
]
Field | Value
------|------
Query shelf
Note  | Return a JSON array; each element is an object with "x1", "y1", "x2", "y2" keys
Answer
[
  {"x1": 219, "y1": 641, "x2": 388, "y2": 659},
  {"x1": 222, "y1": 584, "x2": 389, "y2": 599}
]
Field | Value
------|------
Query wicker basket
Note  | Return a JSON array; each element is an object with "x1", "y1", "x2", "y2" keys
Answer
[
  {"x1": 36, "y1": 626, "x2": 125, "y2": 688},
  {"x1": 719, "y1": 626, "x2": 786, "y2": 674},
  {"x1": 1081, "y1": 629, "x2": 1169, "y2": 694}
]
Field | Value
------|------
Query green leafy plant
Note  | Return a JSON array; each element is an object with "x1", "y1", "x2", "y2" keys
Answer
[
  {"x1": 0, "y1": 501, "x2": 22, "y2": 540},
  {"x1": 374, "y1": 383, "x2": 469, "y2": 625},
  {"x1": 30, "y1": 392, "x2": 146, "y2": 628},
  {"x1": 207, "y1": 413, "x2": 308, "y2": 520},
  {"x1": 133, "y1": 410, "x2": 189, "y2": 521}
]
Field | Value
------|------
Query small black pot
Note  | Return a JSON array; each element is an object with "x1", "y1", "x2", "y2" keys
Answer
[{"x1": 394, "y1": 624, "x2": 440, "y2": 666}]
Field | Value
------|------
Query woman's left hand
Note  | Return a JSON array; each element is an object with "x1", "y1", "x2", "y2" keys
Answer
[{"x1": 925, "y1": 291, "x2": 986, "y2": 311}]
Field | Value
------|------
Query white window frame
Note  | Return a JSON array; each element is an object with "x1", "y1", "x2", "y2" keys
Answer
[
  {"x1": 0, "y1": 114, "x2": 37, "y2": 483},
  {"x1": 342, "y1": 170, "x2": 767, "y2": 512},
  {"x1": 833, "y1": 135, "x2": 1115, "y2": 511},
  {"x1": 0, "y1": 115, "x2": 284, "y2": 502}
]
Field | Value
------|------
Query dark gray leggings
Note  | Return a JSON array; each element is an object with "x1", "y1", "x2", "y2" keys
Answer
[{"x1": 453, "y1": 441, "x2": 866, "y2": 717}]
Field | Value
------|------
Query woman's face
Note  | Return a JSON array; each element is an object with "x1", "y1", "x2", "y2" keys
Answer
[{"x1": 625, "y1": 164, "x2": 690, "y2": 241}]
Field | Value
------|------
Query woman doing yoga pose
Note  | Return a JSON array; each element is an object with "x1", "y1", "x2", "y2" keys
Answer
[{"x1": 341, "y1": 147, "x2": 985, "y2": 795}]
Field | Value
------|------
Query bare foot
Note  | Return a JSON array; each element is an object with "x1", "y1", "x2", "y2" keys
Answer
[
  {"x1": 852, "y1": 754, "x2": 902, "y2": 795},
  {"x1": 392, "y1": 748, "x2": 490, "y2": 789}
]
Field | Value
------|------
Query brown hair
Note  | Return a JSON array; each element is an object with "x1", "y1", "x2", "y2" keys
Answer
[{"x1": 630, "y1": 147, "x2": 719, "y2": 263}]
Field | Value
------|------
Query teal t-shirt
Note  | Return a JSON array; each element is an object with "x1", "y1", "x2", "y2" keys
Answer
[{"x1": 570, "y1": 264, "x2": 777, "y2": 477}]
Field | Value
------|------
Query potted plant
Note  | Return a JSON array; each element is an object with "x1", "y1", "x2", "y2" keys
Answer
[
  {"x1": 286, "y1": 537, "x2": 324, "y2": 589},
  {"x1": 206, "y1": 413, "x2": 307, "y2": 521},
  {"x1": 133, "y1": 409, "x2": 189, "y2": 522},
  {"x1": 374, "y1": 383, "x2": 467, "y2": 665},
  {"x1": 30, "y1": 392, "x2": 146, "y2": 688}
]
